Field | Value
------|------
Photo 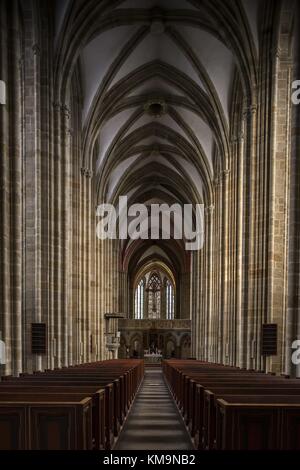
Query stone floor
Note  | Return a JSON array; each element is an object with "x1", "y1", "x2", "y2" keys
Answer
[{"x1": 114, "y1": 367, "x2": 194, "y2": 450}]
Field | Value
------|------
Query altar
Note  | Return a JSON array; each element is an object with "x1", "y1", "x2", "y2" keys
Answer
[
  {"x1": 144, "y1": 353, "x2": 163, "y2": 364},
  {"x1": 118, "y1": 319, "x2": 191, "y2": 360}
]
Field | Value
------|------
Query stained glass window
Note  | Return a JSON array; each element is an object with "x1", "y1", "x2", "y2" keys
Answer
[
  {"x1": 147, "y1": 272, "x2": 161, "y2": 319},
  {"x1": 166, "y1": 280, "x2": 174, "y2": 319},
  {"x1": 134, "y1": 279, "x2": 144, "y2": 319}
]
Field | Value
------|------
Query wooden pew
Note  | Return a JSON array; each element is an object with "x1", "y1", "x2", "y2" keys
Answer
[
  {"x1": 0, "y1": 387, "x2": 105, "y2": 450},
  {"x1": 204, "y1": 387, "x2": 300, "y2": 450},
  {"x1": 2, "y1": 365, "x2": 142, "y2": 447},
  {"x1": 216, "y1": 395, "x2": 300, "y2": 450},
  {"x1": 163, "y1": 359, "x2": 300, "y2": 450},
  {"x1": 0, "y1": 359, "x2": 144, "y2": 450},
  {"x1": 0, "y1": 396, "x2": 92, "y2": 450},
  {"x1": 190, "y1": 377, "x2": 300, "y2": 447},
  {"x1": 1, "y1": 377, "x2": 116, "y2": 448}
]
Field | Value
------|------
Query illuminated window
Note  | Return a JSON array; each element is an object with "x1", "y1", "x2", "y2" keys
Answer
[
  {"x1": 134, "y1": 279, "x2": 144, "y2": 319},
  {"x1": 147, "y1": 272, "x2": 161, "y2": 319},
  {"x1": 166, "y1": 280, "x2": 174, "y2": 319}
]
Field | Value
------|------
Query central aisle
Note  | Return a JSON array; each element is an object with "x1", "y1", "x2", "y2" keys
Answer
[{"x1": 114, "y1": 367, "x2": 194, "y2": 450}]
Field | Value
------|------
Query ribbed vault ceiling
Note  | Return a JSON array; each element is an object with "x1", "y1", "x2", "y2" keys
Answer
[{"x1": 55, "y1": 0, "x2": 260, "y2": 283}]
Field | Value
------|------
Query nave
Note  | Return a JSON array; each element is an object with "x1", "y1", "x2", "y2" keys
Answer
[
  {"x1": 1, "y1": 0, "x2": 300, "y2": 380},
  {"x1": 115, "y1": 367, "x2": 193, "y2": 450},
  {"x1": 2, "y1": 357, "x2": 300, "y2": 450},
  {"x1": 1, "y1": 0, "x2": 300, "y2": 454}
]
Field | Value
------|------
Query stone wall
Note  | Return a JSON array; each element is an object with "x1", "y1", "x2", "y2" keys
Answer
[
  {"x1": 192, "y1": 0, "x2": 299, "y2": 375},
  {"x1": 0, "y1": 0, "x2": 299, "y2": 376}
]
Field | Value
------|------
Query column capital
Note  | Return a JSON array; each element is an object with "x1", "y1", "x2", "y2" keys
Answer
[
  {"x1": 222, "y1": 168, "x2": 230, "y2": 178},
  {"x1": 19, "y1": 56, "x2": 24, "y2": 70},
  {"x1": 214, "y1": 176, "x2": 220, "y2": 187},
  {"x1": 53, "y1": 101, "x2": 61, "y2": 113},
  {"x1": 52, "y1": 102, "x2": 70, "y2": 119},
  {"x1": 61, "y1": 104, "x2": 70, "y2": 119},
  {"x1": 238, "y1": 131, "x2": 245, "y2": 142},
  {"x1": 64, "y1": 127, "x2": 73, "y2": 140},
  {"x1": 81, "y1": 167, "x2": 93, "y2": 178},
  {"x1": 205, "y1": 205, "x2": 215, "y2": 216},
  {"x1": 243, "y1": 104, "x2": 257, "y2": 118},
  {"x1": 32, "y1": 43, "x2": 41, "y2": 56},
  {"x1": 271, "y1": 46, "x2": 281, "y2": 59},
  {"x1": 233, "y1": 132, "x2": 244, "y2": 143}
]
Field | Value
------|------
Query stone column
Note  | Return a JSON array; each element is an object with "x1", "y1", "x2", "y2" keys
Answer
[
  {"x1": 212, "y1": 176, "x2": 220, "y2": 363},
  {"x1": 10, "y1": 1, "x2": 23, "y2": 375},
  {"x1": 0, "y1": 2, "x2": 24, "y2": 375},
  {"x1": 0, "y1": 1, "x2": 10, "y2": 375},
  {"x1": 205, "y1": 205, "x2": 214, "y2": 361},
  {"x1": 216, "y1": 173, "x2": 224, "y2": 363},
  {"x1": 235, "y1": 124, "x2": 245, "y2": 367},
  {"x1": 287, "y1": 5, "x2": 300, "y2": 377},
  {"x1": 243, "y1": 104, "x2": 258, "y2": 370},
  {"x1": 195, "y1": 250, "x2": 202, "y2": 359},
  {"x1": 61, "y1": 105, "x2": 71, "y2": 366},
  {"x1": 222, "y1": 168, "x2": 230, "y2": 364},
  {"x1": 23, "y1": 26, "x2": 43, "y2": 372},
  {"x1": 267, "y1": 47, "x2": 292, "y2": 373},
  {"x1": 190, "y1": 251, "x2": 197, "y2": 358}
]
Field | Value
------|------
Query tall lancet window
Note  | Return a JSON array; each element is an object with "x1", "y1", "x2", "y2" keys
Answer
[
  {"x1": 134, "y1": 279, "x2": 144, "y2": 319},
  {"x1": 147, "y1": 272, "x2": 161, "y2": 319},
  {"x1": 166, "y1": 280, "x2": 174, "y2": 319}
]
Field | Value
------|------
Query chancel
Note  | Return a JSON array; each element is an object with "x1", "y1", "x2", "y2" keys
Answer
[{"x1": 0, "y1": 0, "x2": 300, "y2": 453}]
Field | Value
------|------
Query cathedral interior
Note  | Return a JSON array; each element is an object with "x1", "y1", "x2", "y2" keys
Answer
[{"x1": 1, "y1": 0, "x2": 300, "y2": 453}]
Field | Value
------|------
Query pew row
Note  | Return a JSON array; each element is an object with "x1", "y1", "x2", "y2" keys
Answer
[
  {"x1": 163, "y1": 360, "x2": 300, "y2": 450},
  {"x1": 0, "y1": 359, "x2": 144, "y2": 450}
]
